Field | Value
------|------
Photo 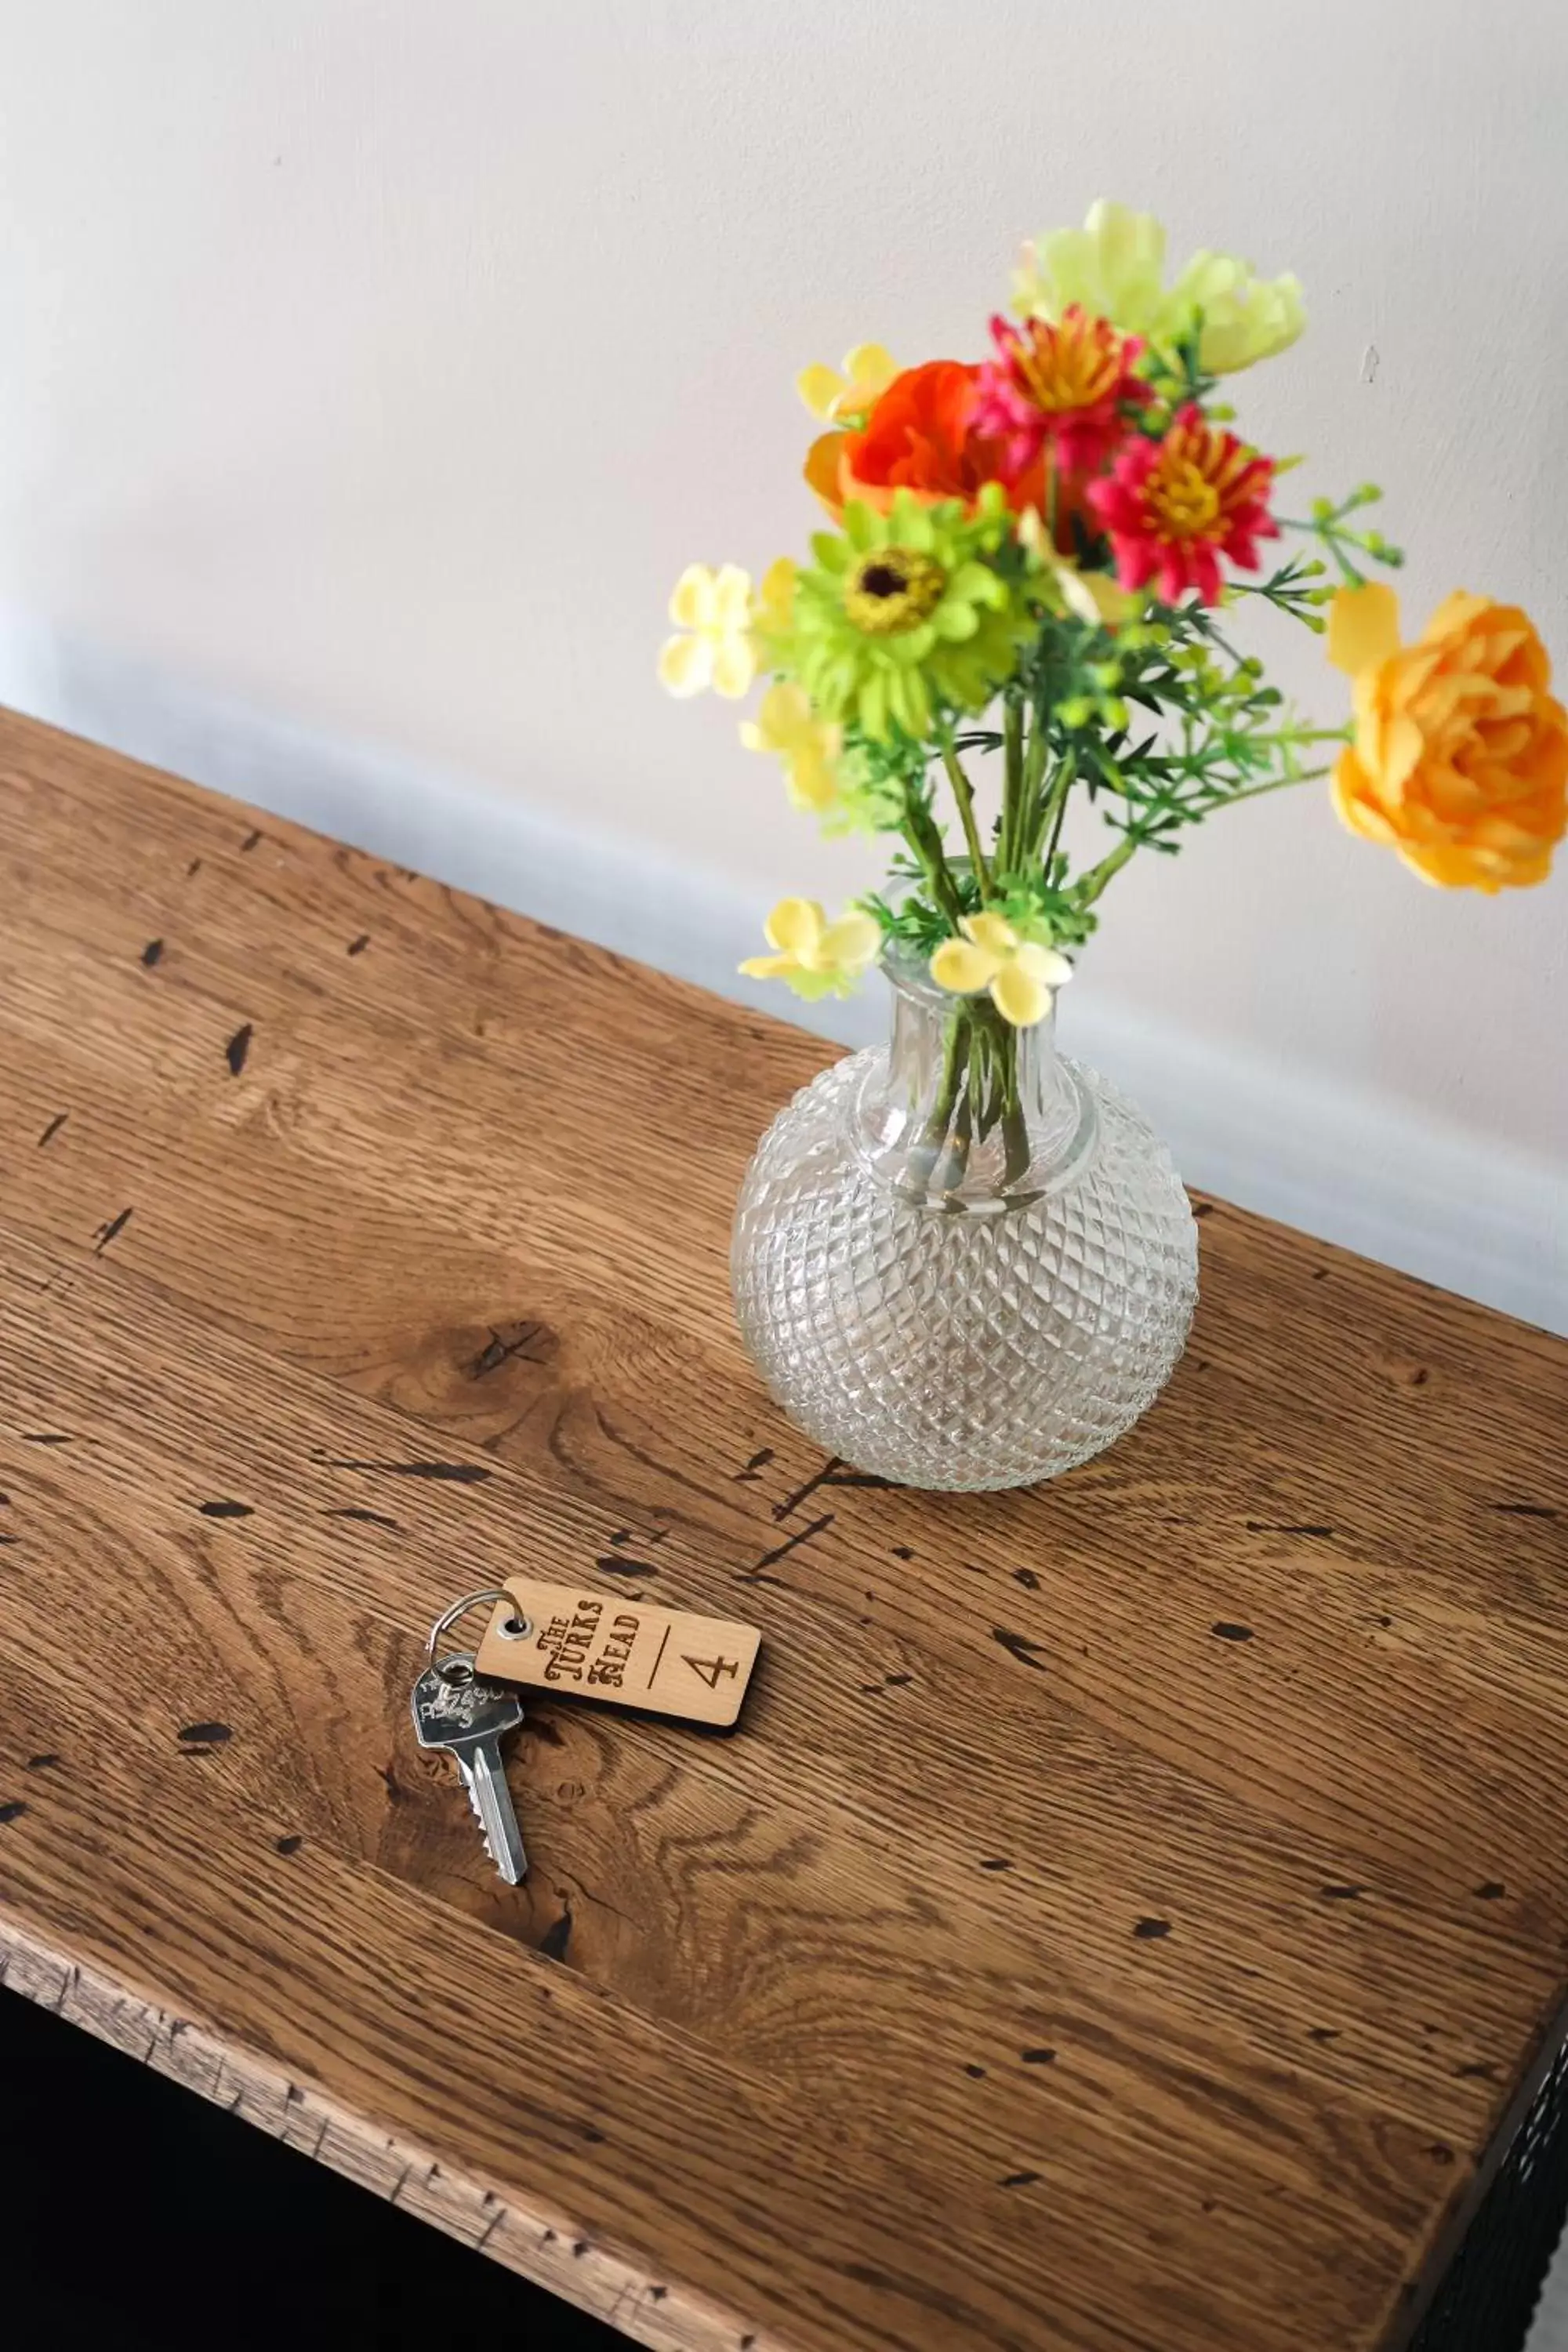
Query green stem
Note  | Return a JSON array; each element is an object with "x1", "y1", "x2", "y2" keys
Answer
[
  {"x1": 1062, "y1": 768, "x2": 1333, "y2": 932},
  {"x1": 971, "y1": 1001, "x2": 1029, "y2": 1184},
  {"x1": 997, "y1": 695, "x2": 1025, "y2": 876},
  {"x1": 1217, "y1": 767, "x2": 1336, "y2": 808},
  {"x1": 922, "y1": 1011, "x2": 967, "y2": 1151},
  {"x1": 899, "y1": 788, "x2": 966, "y2": 927},
  {"x1": 1032, "y1": 744, "x2": 1077, "y2": 873},
  {"x1": 934, "y1": 1086, "x2": 974, "y2": 1194},
  {"x1": 1041, "y1": 788, "x2": 1070, "y2": 877},
  {"x1": 1019, "y1": 717, "x2": 1051, "y2": 857},
  {"x1": 936, "y1": 1007, "x2": 965, "y2": 1117},
  {"x1": 908, "y1": 1008, "x2": 970, "y2": 1194},
  {"x1": 907, "y1": 1002, "x2": 1032, "y2": 1197},
  {"x1": 1002, "y1": 1101, "x2": 1031, "y2": 1185},
  {"x1": 1075, "y1": 830, "x2": 1142, "y2": 906},
  {"x1": 937, "y1": 723, "x2": 991, "y2": 898}
]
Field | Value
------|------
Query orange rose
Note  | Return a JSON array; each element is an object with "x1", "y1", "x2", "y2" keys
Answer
[{"x1": 1328, "y1": 584, "x2": 1568, "y2": 891}]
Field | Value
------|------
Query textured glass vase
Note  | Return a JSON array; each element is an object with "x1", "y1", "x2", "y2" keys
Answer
[{"x1": 731, "y1": 952, "x2": 1198, "y2": 1490}]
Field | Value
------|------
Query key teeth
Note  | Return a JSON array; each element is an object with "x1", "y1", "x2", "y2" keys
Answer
[
  {"x1": 466, "y1": 1787, "x2": 497, "y2": 1863},
  {"x1": 460, "y1": 1757, "x2": 522, "y2": 1878}
]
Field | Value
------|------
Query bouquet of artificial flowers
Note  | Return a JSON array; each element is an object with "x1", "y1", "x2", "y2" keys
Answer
[{"x1": 661, "y1": 200, "x2": 1566, "y2": 1181}]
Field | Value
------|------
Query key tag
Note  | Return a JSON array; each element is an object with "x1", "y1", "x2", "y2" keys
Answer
[{"x1": 473, "y1": 1576, "x2": 761, "y2": 1730}]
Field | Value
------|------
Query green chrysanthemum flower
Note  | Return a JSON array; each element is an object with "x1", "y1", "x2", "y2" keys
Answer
[{"x1": 787, "y1": 486, "x2": 1029, "y2": 740}]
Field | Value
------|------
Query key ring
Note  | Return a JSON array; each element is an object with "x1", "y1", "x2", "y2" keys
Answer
[{"x1": 424, "y1": 1587, "x2": 533, "y2": 1671}]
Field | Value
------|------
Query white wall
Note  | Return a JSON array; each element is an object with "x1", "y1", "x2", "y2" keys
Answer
[{"x1": 0, "y1": 0, "x2": 1563, "y2": 1327}]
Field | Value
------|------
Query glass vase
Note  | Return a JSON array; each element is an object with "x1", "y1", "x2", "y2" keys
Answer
[{"x1": 731, "y1": 950, "x2": 1198, "y2": 1491}]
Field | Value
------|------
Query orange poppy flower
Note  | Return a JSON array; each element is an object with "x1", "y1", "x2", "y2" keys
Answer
[
  {"x1": 804, "y1": 361, "x2": 1096, "y2": 553},
  {"x1": 846, "y1": 361, "x2": 1004, "y2": 501}
]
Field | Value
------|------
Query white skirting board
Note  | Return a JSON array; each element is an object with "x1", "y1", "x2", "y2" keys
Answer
[
  {"x1": 1533, "y1": 2250, "x2": 1568, "y2": 2352},
  {"x1": 2, "y1": 612, "x2": 1563, "y2": 1338}
]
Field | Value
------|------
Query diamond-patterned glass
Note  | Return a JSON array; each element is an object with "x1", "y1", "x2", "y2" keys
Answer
[{"x1": 732, "y1": 1049, "x2": 1197, "y2": 1492}]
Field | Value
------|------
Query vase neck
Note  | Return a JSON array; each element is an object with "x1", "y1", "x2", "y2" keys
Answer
[{"x1": 847, "y1": 954, "x2": 1098, "y2": 1211}]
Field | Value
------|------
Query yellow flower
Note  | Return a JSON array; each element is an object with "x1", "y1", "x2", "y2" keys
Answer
[
  {"x1": 751, "y1": 557, "x2": 797, "y2": 653},
  {"x1": 797, "y1": 343, "x2": 898, "y2": 424},
  {"x1": 930, "y1": 913, "x2": 1073, "y2": 1028},
  {"x1": 1012, "y1": 201, "x2": 1169, "y2": 339},
  {"x1": 739, "y1": 898, "x2": 881, "y2": 1001},
  {"x1": 658, "y1": 563, "x2": 757, "y2": 699},
  {"x1": 1166, "y1": 251, "x2": 1305, "y2": 375},
  {"x1": 739, "y1": 684, "x2": 844, "y2": 815},
  {"x1": 1327, "y1": 583, "x2": 1568, "y2": 891},
  {"x1": 1018, "y1": 513, "x2": 1145, "y2": 629},
  {"x1": 1057, "y1": 566, "x2": 1144, "y2": 628},
  {"x1": 1012, "y1": 199, "x2": 1305, "y2": 376}
]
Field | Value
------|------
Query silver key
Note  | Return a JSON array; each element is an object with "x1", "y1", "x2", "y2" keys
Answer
[{"x1": 410, "y1": 1653, "x2": 528, "y2": 1883}]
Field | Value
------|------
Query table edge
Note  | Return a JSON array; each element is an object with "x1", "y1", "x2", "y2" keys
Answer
[
  {"x1": 1385, "y1": 1972, "x2": 1568, "y2": 2350},
  {"x1": 0, "y1": 1911, "x2": 779, "y2": 2352}
]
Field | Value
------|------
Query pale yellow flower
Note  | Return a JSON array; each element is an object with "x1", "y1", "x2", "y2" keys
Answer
[
  {"x1": 752, "y1": 556, "x2": 797, "y2": 648},
  {"x1": 796, "y1": 343, "x2": 898, "y2": 423},
  {"x1": 739, "y1": 897, "x2": 881, "y2": 1001},
  {"x1": 1055, "y1": 566, "x2": 1144, "y2": 629},
  {"x1": 1018, "y1": 513, "x2": 1145, "y2": 629},
  {"x1": 1012, "y1": 199, "x2": 1305, "y2": 377},
  {"x1": 739, "y1": 684, "x2": 843, "y2": 815},
  {"x1": 930, "y1": 913, "x2": 1073, "y2": 1029},
  {"x1": 1012, "y1": 201, "x2": 1169, "y2": 339},
  {"x1": 658, "y1": 563, "x2": 756, "y2": 699},
  {"x1": 1166, "y1": 251, "x2": 1305, "y2": 375}
]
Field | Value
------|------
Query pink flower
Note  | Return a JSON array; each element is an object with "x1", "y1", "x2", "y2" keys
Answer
[
  {"x1": 975, "y1": 307, "x2": 1150, "y2": 480},
  {"x1": 1087, "y1": 404, "x2": 1277, "y2": 604}
]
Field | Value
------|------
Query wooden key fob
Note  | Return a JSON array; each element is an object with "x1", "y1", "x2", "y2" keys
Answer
[{"x1": 474, "y1": 1577, "x2": 761, "y2": 1729}]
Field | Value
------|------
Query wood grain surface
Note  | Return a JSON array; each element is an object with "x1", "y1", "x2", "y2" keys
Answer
[{"x1": 0, "y1": 706, "x2": 1565, "y2": 2352}]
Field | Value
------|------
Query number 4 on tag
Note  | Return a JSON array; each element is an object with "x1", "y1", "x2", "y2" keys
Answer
[{"x1": 683, "y1": 1653, "x2": 739, "y2": 1690}]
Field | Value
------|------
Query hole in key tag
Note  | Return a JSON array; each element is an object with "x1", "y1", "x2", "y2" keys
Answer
[
  {"x1": 474, "y1": 1577, "x2": 762, "y2": 1729},
  {"x1": 424, "y1": 1588, "x2": 533, "y2": 1682}
]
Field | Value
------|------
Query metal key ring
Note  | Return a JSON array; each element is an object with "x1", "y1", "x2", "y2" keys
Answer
[{"x1": 424, "y1": 1587, "x2": 533, "y2": 1670}]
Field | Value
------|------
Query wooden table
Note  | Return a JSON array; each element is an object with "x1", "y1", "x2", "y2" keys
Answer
[{"x1": 0, "y1": 708, "x2": 1565, "y2": 2352}]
